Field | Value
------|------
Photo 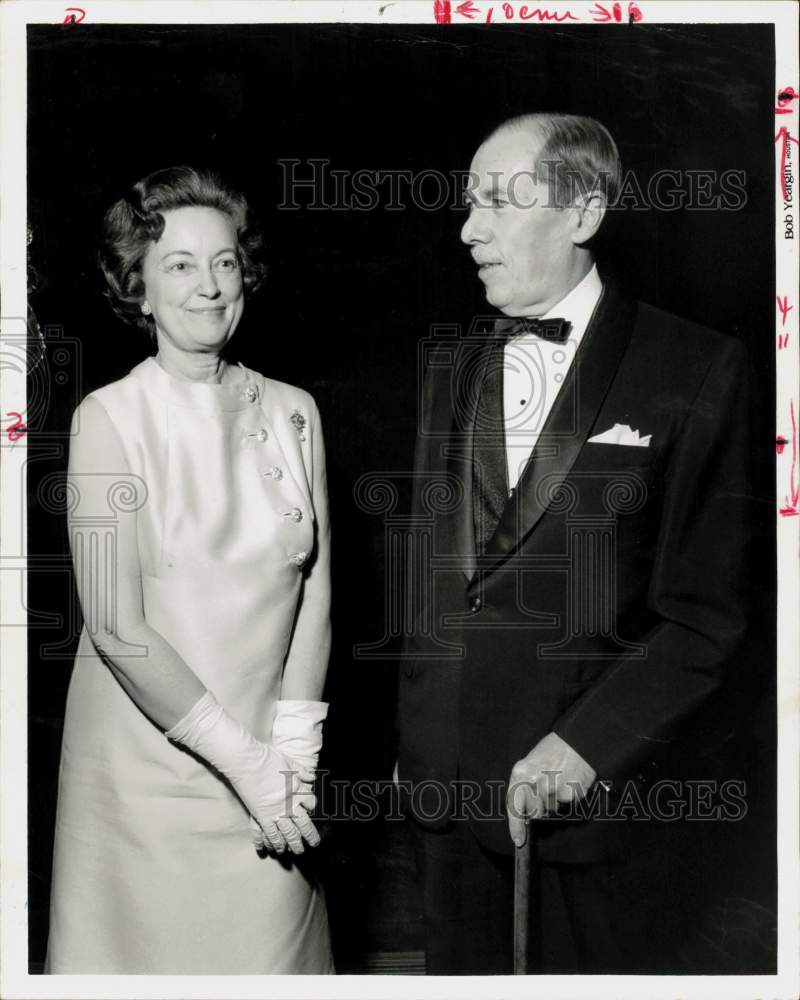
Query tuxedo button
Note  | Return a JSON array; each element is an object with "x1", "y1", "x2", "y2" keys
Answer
[{"x1": 469, "y1": 596, "x2": 482, "y2": 614}]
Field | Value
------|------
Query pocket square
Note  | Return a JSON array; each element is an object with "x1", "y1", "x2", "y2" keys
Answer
[{"x1": 588, "y1": 423, "x2": 652, "y2": 447}]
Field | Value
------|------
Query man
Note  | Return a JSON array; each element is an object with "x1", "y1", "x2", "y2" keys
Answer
[{"x1": 397, "y1": 113, "x2": 750, "y2": 974}]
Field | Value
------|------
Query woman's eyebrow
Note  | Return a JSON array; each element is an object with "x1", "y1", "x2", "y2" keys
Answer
[
  {"x1": 159, "y1": 246, "x2": 237, "y2": 262},
  {"x1": 159, "y1": 249, "x2": 194, "y2": 261}
]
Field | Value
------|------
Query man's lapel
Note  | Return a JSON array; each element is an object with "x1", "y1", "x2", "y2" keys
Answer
[
  {"x1": 445, "y1": 325, "x2": 496, "y2": 583},
  {"x1": 481, "y1": 282, "x2": 638, "y2": 572}
]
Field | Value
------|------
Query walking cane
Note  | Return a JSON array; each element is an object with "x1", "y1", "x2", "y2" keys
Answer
[{"x1": 513, "y1": 821, "x2": 532, "y2": 974}]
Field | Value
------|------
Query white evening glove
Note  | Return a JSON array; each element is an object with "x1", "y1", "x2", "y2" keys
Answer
[
  {"x1": 247, "y1": 699, "x2": 329, "y2": 853},
  {"x1": 166, "y1": 691, "x2": 319, "y2": 855},
  {"x1": 271, "y1": 699, "x2": 329, "y2": 775}
]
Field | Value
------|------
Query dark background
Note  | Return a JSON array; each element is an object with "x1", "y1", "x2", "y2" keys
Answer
[{"x1": 26, "y1": 21, "x2": 776, "y2": 972}]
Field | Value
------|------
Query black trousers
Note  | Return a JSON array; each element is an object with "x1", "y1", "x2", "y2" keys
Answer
[{"x1": 411, "y1": 818, "x2": 679, "y2": 975}]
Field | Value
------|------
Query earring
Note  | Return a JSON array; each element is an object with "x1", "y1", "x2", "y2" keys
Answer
[{"x1": 141, "y1": 302, "x2": 151, "y2": 315}]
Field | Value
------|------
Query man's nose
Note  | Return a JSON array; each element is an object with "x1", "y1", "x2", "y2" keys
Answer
[{"x1": 461, "y1": 207, "x2": 488, "y2": 246}]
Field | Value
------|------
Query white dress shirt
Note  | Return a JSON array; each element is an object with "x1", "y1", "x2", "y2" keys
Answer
[{"x1": 503, "y1": 264, "x2": 604, "y2": 491}]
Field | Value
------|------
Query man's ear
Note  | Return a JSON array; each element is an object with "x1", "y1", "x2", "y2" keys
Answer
[{"x1": 569, "y1": 191, "x2": 607, "y2": 246}]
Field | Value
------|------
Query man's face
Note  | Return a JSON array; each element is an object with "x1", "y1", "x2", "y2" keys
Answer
[{"x1": 461, "y1": 128, "x2": 578, "y2": 317}]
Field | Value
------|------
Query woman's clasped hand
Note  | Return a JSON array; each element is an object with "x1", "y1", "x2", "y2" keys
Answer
[{"x1": 166, "y1": 691, "x2": 320, "y2": 855}]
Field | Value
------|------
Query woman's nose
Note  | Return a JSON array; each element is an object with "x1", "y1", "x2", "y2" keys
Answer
[{"x1": 197, "y1": 267, "x2": 221, "y2": 297}]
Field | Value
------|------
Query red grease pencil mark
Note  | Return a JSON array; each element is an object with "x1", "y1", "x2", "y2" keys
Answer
[
  {"x1": 627, "y1": 1, "x2": 642, "y2": 21},
  {"x1": 775, "y1": 126, "x2": 799, "y2": 202},
  {"x1": 516, "y1": 5, "x2": 580, "y2": 20},
  {"x1": 591, "y1": 2, "x2": 641, "y2": 22},
  {"x1": 777, "y1": 296, "x2": 793, "y2": 327},
  {"x1": 436, "y1": 0, "x2": 582, "y2": 20},
  {"x1": 779, "y1": 333, "x2": 790, "y2": 350},
  {"x1": 776, "y1": 436, "x2": 788, "y2": 455},
  {"x1": 779, "y1": 400, "x2": 800, "y2": 518},
  {"x1": 775, "y1": 87, "x2": 799, "y2": 116},
  {"x1": 433, "y1": 0, "x2": 451, "y2": 22},
  {"x1": 5, "y1": 412, "x2": 26, "y2": 443},
  {"x1": 63, "y1": 6, "x2": 86, "y2": 23},
  {"x1": 590, "y1": 2, "x2": 614, "y2": 19}
]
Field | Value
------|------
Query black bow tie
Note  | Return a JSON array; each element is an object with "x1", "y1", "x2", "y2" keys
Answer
[{"x1": 494, "y1": 316, "x2": 572, "y2": 344}]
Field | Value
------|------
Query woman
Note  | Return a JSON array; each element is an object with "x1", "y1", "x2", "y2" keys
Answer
[{"x1": 46, "y1": 167, "x2": 333, "y2": 974}]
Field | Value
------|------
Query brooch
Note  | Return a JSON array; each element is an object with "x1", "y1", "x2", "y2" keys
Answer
[{"x1": 289, "y1": 409, "x2": 306, "y2": 442}]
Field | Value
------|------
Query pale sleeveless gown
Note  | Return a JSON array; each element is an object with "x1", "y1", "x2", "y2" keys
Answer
[{"x1": 46, "y1": 356, "x2": 333, "y2": 974}]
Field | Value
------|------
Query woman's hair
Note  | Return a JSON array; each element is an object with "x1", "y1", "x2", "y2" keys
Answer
[{"x1": 98, "y1": 166, "x2": 267, "y2": 337}]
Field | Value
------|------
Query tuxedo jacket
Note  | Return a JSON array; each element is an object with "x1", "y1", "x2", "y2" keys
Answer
[{"x1": 397, "y1": 280, "x2": 751, "y2": 860}]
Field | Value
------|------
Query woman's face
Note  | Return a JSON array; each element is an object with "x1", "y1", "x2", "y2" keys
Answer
[{"x1": 140, "y1": 205, "x2": 245, "y2": 354}]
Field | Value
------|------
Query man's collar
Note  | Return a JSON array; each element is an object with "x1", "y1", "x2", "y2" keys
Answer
[
  {"x1": 503, "y1": 265, "x2": 603, "y2": 349},
  {"x1": 541, "y1": 264, "x2": 603, "y2": 333}
]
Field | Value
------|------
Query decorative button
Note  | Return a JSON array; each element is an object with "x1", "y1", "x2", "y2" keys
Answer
[
  {"x1": 469, "y1": 596, "x2": 482, "y2": 614},
  {"x1": 290, "y1": 551, "x2": 308, "y2": 568},
  {"x1": 263, "y1": 466, "x2": 283, "y2": 481},
  {"x1": 248, "y1": 428, "x2": 269, "y2": 442},
  {"x1": 282, "y1": 507, "x2": 304, "y2": 523},
  {"x1": 242, "y1": 385, "x2": 258, "y2": 403}
]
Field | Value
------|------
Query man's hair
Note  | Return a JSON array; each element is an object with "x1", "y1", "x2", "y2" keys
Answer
[
  {"x1": 98, "y1": 165, "x2": 267, "y2": 337},
  {"x1": 488, "y1": 113, "x2": 622, "y2": 209}
]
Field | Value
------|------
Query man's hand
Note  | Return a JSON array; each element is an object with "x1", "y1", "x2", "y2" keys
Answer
[{"x1": 506, "y1": 731, "x2": 597, "y2": 847}]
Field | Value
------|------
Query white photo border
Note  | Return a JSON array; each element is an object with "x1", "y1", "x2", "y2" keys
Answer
[{"x1": 1, "y1": 2, "x2": 797, "y2": 998}]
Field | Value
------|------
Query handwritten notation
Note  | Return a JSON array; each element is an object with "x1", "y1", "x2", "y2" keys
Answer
[
  {"x1": 775, "y1": 87, "x2": 799, "y2": 116},
  {"x1": 774, "y1": 83, "x2": 799, "y2": 520},
  {"x1": 4, "y1": 412, "x2": 26, "y2": 444},
  {"x1": 779, "y1": 401, "x2": 799, "y2": 518},
  {"x1": 777, "y1": 295, "x2": 793, "y2": 330},
  {"x1": 590, "y1": 2, "x2": 642, "y2": 22},
  {"x1": 63, "y1": 7, "x2": 86, "y2": 24},
  {"x1": 433, "y1": 1, "x2": 643, "y2": 24}
]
